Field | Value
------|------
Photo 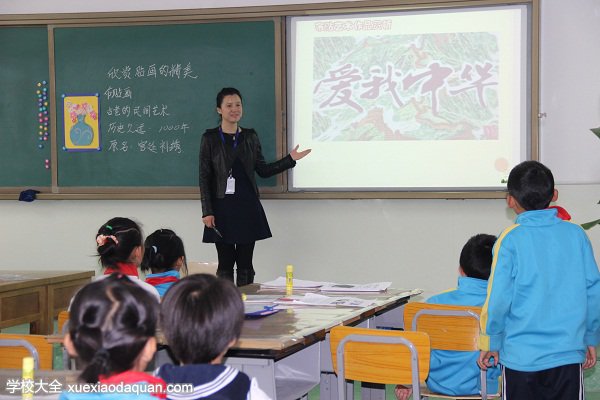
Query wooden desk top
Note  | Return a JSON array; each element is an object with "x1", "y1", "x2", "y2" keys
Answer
[
  {"x1": 232, "y1": 285, "x2": 421, "y2": 357},
  {"x1": 45, "y1": 283, "x2": 421, "y2": 360},
  {"x1": 0, "y1": 271, "x2": 95, "y2": 291}
]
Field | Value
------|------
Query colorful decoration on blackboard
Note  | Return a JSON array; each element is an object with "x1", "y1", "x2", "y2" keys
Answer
[
  {"x1": 36, "y1": 81, "x2": 49, "y2": 152},
  {"x1": 62, "y1": 93, "x2": 101, "y2": 152}
]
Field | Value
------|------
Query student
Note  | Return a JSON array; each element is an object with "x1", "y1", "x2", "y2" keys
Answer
[
  {"x1": 395, "y1": 234, "x2": 501, "y2": 400},
  {"x1": 478, "y1": 161, "x2": 600, "y2": 400},
  {"x1": 156, "y1": 274, "x2": 271, "y2": 399},
  {"x1": 95, "y1": 217, "x2": 160, "y2": 301},
  {"x1": 61, "y1": 274, "x2": 166, "y2": 399},
  {"x1": 141, "y1": 229, "x2": 187, "y2": 297}
]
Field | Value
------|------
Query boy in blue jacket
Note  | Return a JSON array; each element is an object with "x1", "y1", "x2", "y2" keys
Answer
[
  {"x1": 395, "y1": 233, "x2": 501, "y2": 399},
  {"x1": 478, "y1": 161, "x2": 600, "y2": 399}
]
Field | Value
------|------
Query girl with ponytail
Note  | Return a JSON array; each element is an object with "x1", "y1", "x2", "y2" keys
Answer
[
  {"x1": 61, "y1": 274, "x2": 166, "y2": 399},
  {"x1": 141, "y1": 229, "x2": 187, "y2": 298},
  {"x1": 95, "y1": 217, "x2": 160, "y2": 301}
]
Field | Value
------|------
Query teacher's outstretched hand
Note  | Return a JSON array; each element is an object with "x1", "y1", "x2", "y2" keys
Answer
[{"x1": 290, "y1": 144, "x2": 311, "y2": 161}]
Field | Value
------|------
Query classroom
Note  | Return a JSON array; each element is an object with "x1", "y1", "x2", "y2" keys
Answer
[
  {"x1": 0, "y1": 0, "x2": 599, "y2": 397},
  {"x1": 0, "y1": 0, "x2": 597, "y2": 300}
]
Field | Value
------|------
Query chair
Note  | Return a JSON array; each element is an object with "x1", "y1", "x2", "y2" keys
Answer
[
  {"x1": 56, "y1": 310, "x2": 73, "y2": 369},
  {"x1": 0, "y1": 333, "x2": 54, "y2": 370},
  {"x1": 57, "y1": 310, "x2": 70, "y2": 335},
  {"x1": 403, "y1": 302, "x2": 499, "y2": 400},
  {"x1": 329, "y1": 325, "x2": 431, "y2": 400}
]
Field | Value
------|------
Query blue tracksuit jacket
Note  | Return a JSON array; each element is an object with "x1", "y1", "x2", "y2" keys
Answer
[
  {"x1": 426, "y1": 276, "x2": 501, "y2": 395},
  {"x1": 480, "y1": 208, "x2": 600, "y2": 371}
]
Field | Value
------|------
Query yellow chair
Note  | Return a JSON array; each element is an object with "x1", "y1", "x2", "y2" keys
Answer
[
  {"x1": 0, "y1": 333, "x2": 54, "y2": 370},
  {"x1": 57, "y1": 310, "x2": 70, "y2": 334},
  {"x1": 56, "y1": 310, "x2": 74, "y2": 369},
  {"x1": 329, "y1": 325, "x2": 431, "y2": 400},
  {"x1": 403, "y1": 302, "x2": 500, "y2": 400}
]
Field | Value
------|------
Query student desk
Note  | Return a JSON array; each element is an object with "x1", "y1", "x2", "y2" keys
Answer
[
  {"x1": 226, "y1": 285, "x2": 422, "y2": 400},
  {"x1": 0, "y1": 271, "x2": 94, "y2": 335}
]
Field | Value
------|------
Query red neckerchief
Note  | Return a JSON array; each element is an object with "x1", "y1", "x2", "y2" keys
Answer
[
  {"x1": 104, "y1": 262, "x2": 139, "y2": 277},
  {"x1": 100, "y1": 370, "x2": 166, "y2": 399},
  {"x1": 145, "y1": 275, "x2": 179, "y2": 286},
  {"x1": 548, "y1": 205, "x2": 571, "y2": 221}
]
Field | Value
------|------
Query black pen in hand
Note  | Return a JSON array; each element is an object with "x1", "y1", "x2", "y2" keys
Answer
[{"x1": 212, "y1": 226, "x2": 223, "y2": 238}]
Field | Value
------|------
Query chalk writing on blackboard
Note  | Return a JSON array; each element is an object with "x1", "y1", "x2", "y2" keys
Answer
[
  {"x1": 107, "y1": 63, "x2": 198, "y2": 80},
  {"x1": 102, "y1": 63, "x2": 197, "y2": 156}
]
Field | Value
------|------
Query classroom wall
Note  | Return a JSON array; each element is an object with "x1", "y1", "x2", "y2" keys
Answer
[{"x1": 1, "y1": 0, "x2": 599, "y2": 299}]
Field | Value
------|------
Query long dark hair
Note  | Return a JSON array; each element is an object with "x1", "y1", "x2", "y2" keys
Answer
[
  {"x1": 141, "y1": 228, "x2": 187, "y2": 275},
  {"x1": 68, "y1": 274, "x2": 158, "y2": 383},
  {"x1": 96, "y1": 217, "x2": 143, "y2": 270}
]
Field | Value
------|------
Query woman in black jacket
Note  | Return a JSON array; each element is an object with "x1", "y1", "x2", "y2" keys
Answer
[{"x1": 199, "y1": 87, "x2": 310, "y2": 286}]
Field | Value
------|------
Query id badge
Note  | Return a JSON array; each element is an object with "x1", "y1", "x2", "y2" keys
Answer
[{"x1": 226, "y1": 176, "x2": 236, "y2": 194}]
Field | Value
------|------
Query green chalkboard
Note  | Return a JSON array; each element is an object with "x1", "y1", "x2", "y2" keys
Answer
[
  {"x1": 0, "y1": 27, "x2": 51, "y2": 188},
  {"x1": 53, "y1": 21, "x2": 278, "y2": 188}
]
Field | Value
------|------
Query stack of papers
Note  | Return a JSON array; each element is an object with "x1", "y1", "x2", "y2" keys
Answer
[
  {"x1": 275, "y1": 293, "x2": 375, "y2": 308},
  {"x1": 243, "y1": 295, "x2": 281, "y2": 303},
  {"x1": 260, "y1": 277, "x2": 392, "y2": 292},
  {"x1": 320, "y1": 282, "x2": 392, "y2": 292},
  {"x1": 260, "y1": 277, "x2": 327, "y2": 290}
]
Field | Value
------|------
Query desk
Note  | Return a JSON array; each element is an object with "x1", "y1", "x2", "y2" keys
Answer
[
  {"x1": 224, "y1": 285, "x2": 422, "y2": 400},
  {"x1": 0, "y1": 271, "x2": 94, "y2": 335}
]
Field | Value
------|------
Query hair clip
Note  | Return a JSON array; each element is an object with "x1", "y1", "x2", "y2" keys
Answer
[
  {"x1": 152, "y1": 245, "x2": 158, "y2": 253},
  {"x1": 96, "y1": 234, "x2": 119, "y2": 246},
  {"x1": 105, "y1": 225, "x2": 113, "y2": 230}
]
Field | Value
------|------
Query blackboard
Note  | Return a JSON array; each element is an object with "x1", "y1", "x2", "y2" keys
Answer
[
  {"x1": 0, "y1": 19, "x2": 279, "y2": 194},
  {"x1": 54, "y1": 21, "x2": 278, "y2": 189},
  {"x1": 0, "y1": 27, "x2": 51, "y2": 188}
]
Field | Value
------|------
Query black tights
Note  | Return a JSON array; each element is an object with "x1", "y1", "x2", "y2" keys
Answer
[{"x1": 215, "y1": 242, "x2": 256, "y2": 287}]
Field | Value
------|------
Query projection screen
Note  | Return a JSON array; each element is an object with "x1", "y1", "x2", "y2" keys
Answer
[{"x1": 286, "y1": 4, "x2": 530, "y2": 192}]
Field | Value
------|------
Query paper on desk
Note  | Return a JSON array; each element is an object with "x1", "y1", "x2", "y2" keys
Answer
[
  {"x1": 243, "y1": 295, "x2": 282, "y2": 303},
  {"x1": 260, "y1": 276, "x2": 328, "y2": 289},
  {"x1": 320, "y1": 281, "x2": 392, "y2": 292},
  {"x1": 276, "y1": 293, "x2": 375, "y2": 308}
]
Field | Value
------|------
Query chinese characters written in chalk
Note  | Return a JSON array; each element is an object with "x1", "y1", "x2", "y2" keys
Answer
[
  {"x1": 107, "y1": 63, "x2": 198, "y2": 80},
  {"x1": 107, "y1": 139, "x2": 183, "y2": 154},
  {"x1": 102, "y1": 61, "x2": 197, "y2": 155}
]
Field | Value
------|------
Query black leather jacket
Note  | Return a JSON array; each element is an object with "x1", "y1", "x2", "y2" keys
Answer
[{"x1": 199, "y1": 127, "x2": 296, "y2": 217}]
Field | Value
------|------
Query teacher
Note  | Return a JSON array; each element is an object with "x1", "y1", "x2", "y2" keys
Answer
[{"x1": 199, "y1": 87, "x2": 311, "y2": 286}]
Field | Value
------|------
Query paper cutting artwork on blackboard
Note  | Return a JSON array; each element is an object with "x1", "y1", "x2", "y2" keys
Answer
[{"x1": 62, "y1": 94, "x2": 101, "y2": 152}]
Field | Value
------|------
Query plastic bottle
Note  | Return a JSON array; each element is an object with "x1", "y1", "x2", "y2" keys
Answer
[
  {"x1": 286, "y1": 264, "x2": 294, "y2": 295},
  {"x1": 22, "y1": 356, "x2": 34, "y2": 399}
]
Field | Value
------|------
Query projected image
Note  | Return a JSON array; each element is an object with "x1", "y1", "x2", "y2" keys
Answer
[
  {"x1": 288, "y1": 5, "x2": 529, "y2": 190},
  {"x1": 312, "y1": 32, "x2": 499, "y2": 142}
]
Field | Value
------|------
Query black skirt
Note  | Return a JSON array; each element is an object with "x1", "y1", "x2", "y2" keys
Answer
[{"x1": 202, "y1": 156, "x2": 272, "y2": 244}]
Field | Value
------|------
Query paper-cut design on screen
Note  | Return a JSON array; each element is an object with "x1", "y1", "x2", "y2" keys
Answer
[
  {"x1": 312, "y1": 32, "x2": 499, "y2": 142},
  {"x1": 63, "y1": 94, "x2": 101, "y2": 151}
]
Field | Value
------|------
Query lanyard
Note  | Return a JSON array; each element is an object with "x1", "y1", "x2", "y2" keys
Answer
[{"x1": 219, "y1": 127, "x2": 240, "y2": 149}]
